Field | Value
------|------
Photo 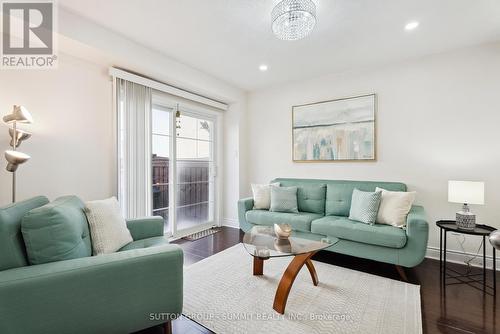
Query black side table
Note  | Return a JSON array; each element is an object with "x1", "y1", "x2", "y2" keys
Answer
[{"x1": 437, "y1": 220, "x2": 496, "y2": 296}]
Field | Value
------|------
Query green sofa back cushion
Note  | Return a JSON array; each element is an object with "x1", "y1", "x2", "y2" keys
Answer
[
  {"x1": 21, "y1": 196, "x2": 92, "y2": 265},
  {"x1": 272, "y1": 179, "x2": 326, "y2": 214},
  {"x1": 0, "y1": 196, "x2": 49, "y2": 270},
  {"x1": 297, "y1": 184, "x2": 326, "y2": 214},
  {"x1": 325, "y1": 181, "x2": 406, "y2": 216},
  {"x1": 272, "y1": 178, "x2": 406, "y2": 217}
]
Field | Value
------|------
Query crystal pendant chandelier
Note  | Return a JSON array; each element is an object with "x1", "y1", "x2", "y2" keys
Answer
[{"x1": 272, "y1": 0, "x2": 317, "y2": 41}]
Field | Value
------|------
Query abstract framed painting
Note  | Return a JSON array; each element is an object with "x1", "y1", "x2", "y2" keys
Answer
[{"x1": 292, "y1": 94, "x2": 376, "y2": 162}]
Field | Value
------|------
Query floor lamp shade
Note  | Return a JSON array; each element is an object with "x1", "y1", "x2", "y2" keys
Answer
[
  {"x1": 9, "y1": 128, "x2": 31, "y2": 147},
  {"x1": 5, "y1": 150, "x2": 30, "y2": 172},
  {"x1": 3, "y1": 105, "x2": 34, "y2": 203},
  {"x1": 2, "y1": 105, "x2": 33, "y2": 124}
]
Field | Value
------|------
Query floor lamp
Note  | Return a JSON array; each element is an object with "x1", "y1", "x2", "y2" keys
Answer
[{"x1": 3, "y1": 105, "x2": 33, "y2": 203}]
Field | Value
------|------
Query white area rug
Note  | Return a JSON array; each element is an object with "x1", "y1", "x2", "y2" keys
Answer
[{"x1": 183, "y1": 244, "x2": 422, "y2": 334}]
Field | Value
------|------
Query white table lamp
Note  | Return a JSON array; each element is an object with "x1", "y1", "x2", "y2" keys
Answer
[{"x1": 448, "y1": 181, "x2": 484, "y2": 230}]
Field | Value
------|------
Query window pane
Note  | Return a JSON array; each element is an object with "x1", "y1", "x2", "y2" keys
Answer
[
  {"x1": 176, "y1": 182, "x2": 209, "y2": 206},
  {"x1": 152, "y1": 135, "x2": 169, "y2": 158},
  {"x1": 176, "y1": 138, "x2": 212, "y2": 160},
  {"x1": 152, "y1": 184, "x2": 169, "y2": 233},
  {"x1": 152, "y1": 158, "x2": 169, "y2": 202},
  {"x1": 153, "y1": 208, "x2": 169, "y2": 231},
  {"x1": 177, "y1": 160, "x2": 209, "y2": 183},
  {"x1": 152, "y1": 184, "x2": 169, "y2": 209},
  {"x1": 198, "y1": 119, "x2": 212, "y2": 141},
  {"x1": 177, "y1": 114, "x2": 198, "y2": 139},
  {"x1": 177, "y1": 138, "x2": 197, "y2": 160},
  {"x1": 176, "y1": 159, "x2": 211, "y2": 231},
  {"x1": 152, "y1": 108, "x2": 170, "y2": 135},
  {"x1": 151, "y1": 106, "x2": 171, "y2": 234},
  {"x1": 197, "y1": 140, "x2": 210, "y2": 159},
  {"x1": 176, "y1": 203, "x2": 209, "y2": 231}
]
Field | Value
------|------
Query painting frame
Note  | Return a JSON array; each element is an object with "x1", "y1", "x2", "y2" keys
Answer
[{"x1": 292, "y1": 93, "x2": 377, "y2": 162}]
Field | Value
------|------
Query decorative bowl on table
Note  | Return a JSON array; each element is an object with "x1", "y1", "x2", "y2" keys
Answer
[
  {"x1": 274, "y1": 238, "x2": 292, "y2": 253},
  {"x1": 274, "y1": 223, "x2": 292, "y2": 239}
]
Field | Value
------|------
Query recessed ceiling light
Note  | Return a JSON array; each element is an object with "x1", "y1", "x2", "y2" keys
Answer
[
  {"x1": 405, "y1": 21, "x2": 419, "y2": 31},
  {"x1": 259, "y1": 64, "x2": 268, "y2": 72}
]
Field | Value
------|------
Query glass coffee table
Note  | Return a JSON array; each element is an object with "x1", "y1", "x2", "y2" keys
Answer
[{"x1": 242, "y1": 225, "x2": 338, "y2": 314}]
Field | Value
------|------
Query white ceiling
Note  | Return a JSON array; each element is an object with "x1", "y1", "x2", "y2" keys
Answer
[{"x1": 59, "y1": 0, "x2": 500, "y2": 91}]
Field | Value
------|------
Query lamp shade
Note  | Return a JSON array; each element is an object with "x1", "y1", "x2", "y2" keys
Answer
[
  {"x1": 5, "y1": 150, "x2": 30, "y2": 172},
  {"x1": 9, "y1": 128, "x2": 31, "y2": 147},
  {"x1": 3, "y1": 105, "x2": 33, "y2": 124},
  {"x1": 448, "y1": 181, "x2": 484, "y2": 205}
]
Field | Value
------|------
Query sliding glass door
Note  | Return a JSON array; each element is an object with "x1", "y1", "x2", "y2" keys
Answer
[
  {"x1": 176, "y1": 114, "x2": 215, "y2": 231},
  {"x1": 151, "y1": 103, "x2": 217, "y2": 237}
]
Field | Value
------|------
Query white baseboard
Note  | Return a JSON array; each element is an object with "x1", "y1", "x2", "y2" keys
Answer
[
  {"x1": 426, "y1": 246, "x2": 499, "y2": 271},
  {"x1": 222, "y1": 218, "x2": 239, "y2": 228}
]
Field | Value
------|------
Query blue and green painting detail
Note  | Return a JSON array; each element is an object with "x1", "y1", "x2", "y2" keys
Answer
[{"x1": 293, "y1": 94, "x2": 375, "y2": 161}]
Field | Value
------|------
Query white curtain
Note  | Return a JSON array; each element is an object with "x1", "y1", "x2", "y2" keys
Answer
[{"x1": 115, "y1": 78, "x2": 152, "y2": 218}]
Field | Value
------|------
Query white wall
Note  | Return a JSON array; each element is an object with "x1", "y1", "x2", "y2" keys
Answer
[
  {"x1": 0, "y1": 54, "x2": 114, "y2": 203},
  {"x1": 245, "y1": 42, "x2": 500, "y2": 263},
  {"x1": 0, "y1": 8, "x2": 248, "y2": 225},
  {"x1": 57, "y1": 8, "x2": 248, "y2": 223}
]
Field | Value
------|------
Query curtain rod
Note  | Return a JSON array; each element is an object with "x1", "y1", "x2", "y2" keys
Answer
[{"x1": 109, "y1": 67, "x2": 228, "y2": 111}]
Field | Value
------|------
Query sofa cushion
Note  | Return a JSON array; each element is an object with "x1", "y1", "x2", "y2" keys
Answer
[
  {"x1": 297, "y1": 184, "x2": 326, "y2": 214},
  {"x1": 348, "y1": 189, "x2": 382, "y2": 225},
  {"x1": 21, "y1": 196, "x2": 92, "y2": 265},
  {"x1": 270, "y1": 186, "x2": 299, "y2": 213},
  {"x1": 245, "y1": 210, "x2": 323, "y2": 232},
  {"x1": 376, "y1": 187, "x2": 416, "y2": 227},
  {"x1": 251, "y1": 182, "x2": 280, "y2": 210},
  {"x1": 118, "y1": 236, "x2": 169, "y2": 251},
  {"x1": 325, "y1": 181, "x2": 406, "y2": 217},
  {"x1": 84, "y1": 197, "x2": 133, "y2": 255},
  {"x1": 0, "y1": 196, "x2": 49, "y2": 270},
  {"x1": 311, "y1": 216, "x2": 407, "y2": 248}
]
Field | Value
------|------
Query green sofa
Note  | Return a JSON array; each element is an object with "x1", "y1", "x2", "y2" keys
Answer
[
  {"x1": 239, "y1": 178, "x2": 429, "y2": 271},
  {"x1": 0, "y1": 196, "x2": 183, "y2": 334}
]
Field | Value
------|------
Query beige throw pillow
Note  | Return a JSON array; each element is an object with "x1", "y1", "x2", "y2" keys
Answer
[
  {"x1": 251, "y1": 183, "x2": 280, "y2": 210},
  {"x1": 376, "y1": 187, "x2": 416, "y2": 227},
  {"x1": 84, "y1": 197, "x2": 133, "y2": 255}
]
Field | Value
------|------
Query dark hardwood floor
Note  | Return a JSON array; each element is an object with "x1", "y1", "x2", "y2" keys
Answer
[{"x1": 141, "y1": 226, "x2": 499, "y2": 334}]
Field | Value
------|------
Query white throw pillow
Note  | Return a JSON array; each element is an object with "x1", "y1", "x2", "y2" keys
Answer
[
  {"x1": 251, "y1": 183, "x2": 280, "y2": 210},
  {"x1": 376, "y1": 187, "x2": 416, "y2": 227},
  {"x1": 84, "y1": 197, "x2": 133, "y2": 255}
]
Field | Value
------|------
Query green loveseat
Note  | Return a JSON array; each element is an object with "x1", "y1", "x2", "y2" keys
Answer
[
  {"x1": 239, "y1": 178, "x2": 429, "y2": 273},
  {"x1": 0, "y1": 196, "x2": 183, "y2": 334}
]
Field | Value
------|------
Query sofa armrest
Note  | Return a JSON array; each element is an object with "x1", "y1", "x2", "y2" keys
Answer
[
  {"x1": 406, "y1": 205, "x2": 428, "y2": 237},
  {"x1": 399, "y1": 205, "x2": 429, "y2": 267},
  {"x1": 126, "y1": 216, "x2": 164, "y2": 240},
  {"x1": 238, "y1": 197, "x2": 254, "y2": 232},
  {"x1": 0, "y1": 245, "x2": 183, "y2": 334}
]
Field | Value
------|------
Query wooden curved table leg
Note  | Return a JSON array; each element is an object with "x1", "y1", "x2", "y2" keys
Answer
[
  {"x1": 273, "y1": 251, "x2": 317, "y2": 314},
  {"x1": 305, "y1": 258, "x2": 319, "y2": 286}
]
